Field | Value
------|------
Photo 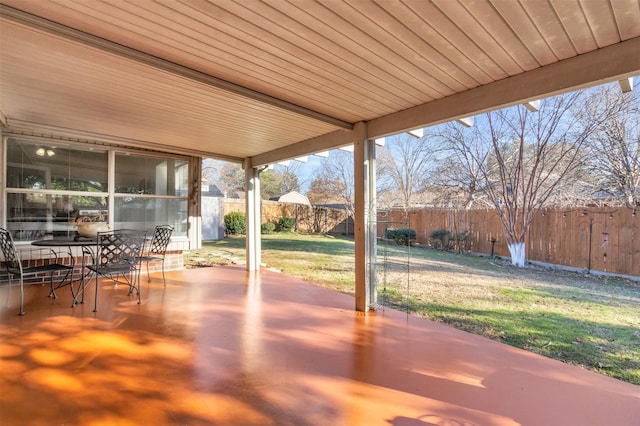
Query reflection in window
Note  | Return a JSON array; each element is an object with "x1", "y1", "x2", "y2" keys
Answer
[
  {"x1": 115, "y1": 153, "x2": 188, "y2": 196},
  {"x1": 4, "y1": 138, "x2": 190, "y2": 241},
  {"x1": 6, "y1": 139, "x2": 107, "y2": 191},
  {"x1": 6, "y1": 193, "x2": 107, "y2": 241},
  {"x1": 114, "y1": 197, "x2": 187, "y2": 237}
]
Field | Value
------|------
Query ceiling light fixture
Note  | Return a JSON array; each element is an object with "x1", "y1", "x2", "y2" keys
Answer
[{"x1": 35, "y1": 147, "x2": 55, "y2": 157}]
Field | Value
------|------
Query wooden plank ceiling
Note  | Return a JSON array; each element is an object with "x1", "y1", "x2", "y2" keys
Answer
[{"x1": 1, "y1": 0, "x2": 639, "y2": 164}]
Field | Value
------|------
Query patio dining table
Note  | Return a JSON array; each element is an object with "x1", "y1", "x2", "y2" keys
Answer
[{"x1": 31, "y1": 236, "x2": 97, "y2": 306}]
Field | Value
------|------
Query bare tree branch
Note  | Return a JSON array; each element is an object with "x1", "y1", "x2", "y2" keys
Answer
[
  {"x1": 579, "y1": 83, "x2": 640, "y2": 206},
  {"x1": 433, "y1": 91, "x2": 597, "y2": 266}
]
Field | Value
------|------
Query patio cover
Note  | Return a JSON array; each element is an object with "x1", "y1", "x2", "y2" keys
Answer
[
  {"x1": 1, "y1": 1, "x2": 640, "y2": 309},
  {"x1": 1, "y1": 1, "x2": 639, "y2": 162}
]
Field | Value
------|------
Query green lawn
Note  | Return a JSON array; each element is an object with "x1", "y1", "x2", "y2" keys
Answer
[{"x1": 184, "y1": 233, "x2": 640, "y2": 385}]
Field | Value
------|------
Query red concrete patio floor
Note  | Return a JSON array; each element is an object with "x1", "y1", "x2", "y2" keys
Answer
[{"x1": 1, "y1": 265, "x2": 638, "y2": 425}]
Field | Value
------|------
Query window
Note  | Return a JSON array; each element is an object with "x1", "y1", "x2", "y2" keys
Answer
[
  {"x1": 5, "y1": 139, "x2": 108, "y2": 241},
  {"x1": 6, "y1": 140, "x2": 108, "y2": 191},
  {"x1": 114, "y1": 153, "x2": 189, "y2": 235},
  {"x1": 113, "y1": 197, "x2": 188, "y2": 236},
  {"x1": 114, "y1": 153, "x2": 188, "y2": 196},
  {"x1": 4, "y1": 137, "x2": 190, "y2": 241}
]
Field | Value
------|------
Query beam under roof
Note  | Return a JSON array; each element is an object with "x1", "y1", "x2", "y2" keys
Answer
[
  {"x1": 0, "y1": 4, "x2": 353, "y2": 132},
  {"x1": 253, "y1": 37, "x2": 640, "y2": 167},
  {"x1": 369, "y1": 37, "x2": 640, "y2": 140},
  {"x1": 250, "y1": 129, "x2": 353, "y2": 167}
]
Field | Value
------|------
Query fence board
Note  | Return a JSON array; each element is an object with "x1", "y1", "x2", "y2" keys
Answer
[
  {"x1": 620, "y1": 216, "x2": 631, "y2": 275},
  {"x1": 632, "y1": 213, "x2": 640, "y2": 276}
]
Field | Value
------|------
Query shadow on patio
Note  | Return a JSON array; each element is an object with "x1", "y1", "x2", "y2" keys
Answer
[{"x1": 1, "y1": 266, "x2": 638, "y2": 425}]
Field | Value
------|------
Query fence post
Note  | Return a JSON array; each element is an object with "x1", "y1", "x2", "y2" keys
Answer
[{"x1": 588, "y1": 218, "x2": 593, "y2": 273}]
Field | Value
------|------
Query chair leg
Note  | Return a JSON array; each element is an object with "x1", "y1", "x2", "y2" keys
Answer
[
  {"x1": 93, "y1": 273, "x2": 99, "y2": 313},
  {"x1": 69, "y1": 269, "x2": 79, "y2": 308},
  {"x1": 127, "y1": 273, "x2": 135, "y2": 296},
  {"x1": 136, "y1": 271, "x2": 141, "y2": 304},
  {"x1": 18, "y1": 276, "x2": 25, "y2": 316},
  {"x1": 128, "y1": 270, "x2": 141, "y2": 304},
  {"x1": 161, "y1": 258, "x2": 166, "y2": 285},
  {"x1": 147, "y1": 259, "x2": 151, "y2": 283},
  {"x1": 136, "y1": 265, "x2": 142, "y2": 291},
  {"x1": 6, "y1": 275, "x2": 11, "y2": 308},
  {"x1": 49, "y1": 273, "x2": 58, "y2": 299},
  {"x1": 80, "y1": 270, "x2": 88, "y2": 305}
]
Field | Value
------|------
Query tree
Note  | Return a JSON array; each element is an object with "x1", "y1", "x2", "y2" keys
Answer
[
  {"x1": 279, "y1": 161, "x2": 306, "y2": 194},
  {"x1": 431, "y1": 123, "x2": 492, "y2": 209},
  {"x1": 435, "y1": 91, "x2": 599, "y2": 267},
  {"x1": 216, "y1": 162, "x2": 245, "y2": 196},
  {"x1": 310, "y1": 150, "x2": 355, "y2": 218},
  {"x1": 377, "y1": 133, "x2": 439, "y2": 210},
  {"x1": 260, "y1": 167, "x2": 301, "y2": 200},
  {"x1": 580, "y1": 83, "x2": 640, "y2": 206},
  {"x1": 307, "y1": 176, "x2": 345, "y2": 205},
  {"x1": 203, "y1": 159, "x2": 303, "y2": 200}
]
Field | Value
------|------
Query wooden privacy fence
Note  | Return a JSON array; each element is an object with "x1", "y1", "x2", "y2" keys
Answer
[
  {"x1": 378, "y1": 207, "x2": 640, "y2": 278},
  {"x1": 224, "y1": 200, "x2": 639, "y2": 277},
  {"x1": 224, "y1": 200, "x2": 351, "y2": 234}
]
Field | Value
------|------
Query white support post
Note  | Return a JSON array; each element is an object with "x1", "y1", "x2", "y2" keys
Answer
[
  {"x1": 0, "y1": 129, "x2": 5, "y2": 227},
  {"x1": 245, "y1": 159, "x2": 261, "y2": 271},
  {"x1": 366, "y1": 131, "x2": 378, "y2": 309},
  {"x1": 353, "y1": 122, "x2": 377, "y2": 311},
  {"x1": 189, "y1": 156, "x2": 202, "y2": 250},
  {"x1": 107, "y1": 150, "x2": 115, "y2": 229}
]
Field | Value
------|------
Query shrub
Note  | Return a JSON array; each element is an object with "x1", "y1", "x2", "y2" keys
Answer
[
  {"x1": 430, "y1": 228, "x2": 451, "y2": 249},
  {"x1": 224, "y1": 212, "x2": 246, "y2": 235},
  {"x1": 278, "y1": 216, "x2": 295, "y2": 232},
  {"x1": 261, "y1": 222, "x2": 276, "y2": 234},
  {"x1": 385, "y1": 228, "x2": 416, "y2": 246}
]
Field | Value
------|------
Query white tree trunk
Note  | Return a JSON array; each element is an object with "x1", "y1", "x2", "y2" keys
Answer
[{"x1": 507, "y1": 242, "x2": 526, "y2": 267}]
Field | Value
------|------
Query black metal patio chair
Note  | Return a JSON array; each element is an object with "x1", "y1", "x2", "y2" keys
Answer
[
  {"x1": 0, "y1": 228, "x2": 74, "y2": 315},
  {"x1": 84, "y1": 229, "x2": 146, "y2": 312},
  {"x1": 139, "y1": 225, "x2": 174, "y2": 285}
]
